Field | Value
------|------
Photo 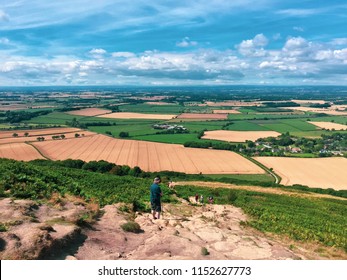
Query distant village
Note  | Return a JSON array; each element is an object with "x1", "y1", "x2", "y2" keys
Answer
[
  {"x1": 152, "y1": 123, "x2": 189, "y2": 134},
  {"x1": 244, "y1": 133, "x2": 347, "y2": 157}
]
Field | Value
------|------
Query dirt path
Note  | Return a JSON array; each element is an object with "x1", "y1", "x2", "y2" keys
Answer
[
  {"x1": 174, "y1": 181, "x2": 347, "y2": 201},
  {"x1": 72, "y1": 198, "x2": 307, "y2": 260}
]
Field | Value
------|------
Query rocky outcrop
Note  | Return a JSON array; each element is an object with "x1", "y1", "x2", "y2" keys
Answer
[{"x1": 0, "y1": 198, "x2": 88, "y2": 259}]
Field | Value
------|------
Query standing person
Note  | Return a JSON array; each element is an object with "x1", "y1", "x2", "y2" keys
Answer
[
  {"x1": 200, "y1": 195, "x2": 204, "y2": 204},
  {"x1": 195, "y1": 193, "x2": 199, "y2": 203},
  {"x1": 150, "y1": 176, "x2": 162, "y2": 219}
]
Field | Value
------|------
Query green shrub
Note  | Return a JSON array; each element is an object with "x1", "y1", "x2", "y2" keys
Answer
[
  {"x1": 0, "y1": 223, "x2": 7, "y2": 232},
  {"x1": 201, "y1": 247, "x2": 209, "y2": 256},
  {"x1": 121, "y1": 222, "x2": 142, "y2": 233}
]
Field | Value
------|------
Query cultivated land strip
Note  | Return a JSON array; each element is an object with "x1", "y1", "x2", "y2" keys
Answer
[{"x1": 174, "y1": 181, "x2": 347, "y2": 201}]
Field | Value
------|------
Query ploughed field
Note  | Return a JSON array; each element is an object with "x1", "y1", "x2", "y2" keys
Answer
[
  {"x1": 283, "y1": 106, "x2": 347, "y2": 116},
  {"x1": 67, "y1": 108, "x2": 112, "y2": 116},
  {"x1": 0, "y1": 143, "x2": 44, "y2": 161},
  {"x1": 32, "y1": 134, "x2": 265, "y2": 174},
  {"x1": 202, "y1": 130, "x2": 281, "y2": 142},
  {"x1": 0, "y1": 127, "x2": 82, "y2": 139},
  {"x1": 254, "y1": 157, "x2": 347, "y2": 190},
  {"x1": 0, "y1": 127, "x2": 96, "y2": 161},
  {"x1": 97, "y1": 112, "x2": 177, "y2": 120}
]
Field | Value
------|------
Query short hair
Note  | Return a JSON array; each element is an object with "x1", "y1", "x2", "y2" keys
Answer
[{"x1": 154, "y1": 176, "x2": 161, "y2": 183}]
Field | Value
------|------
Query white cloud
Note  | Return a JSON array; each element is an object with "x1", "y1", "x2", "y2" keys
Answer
[
  {"x1": 0, "y1": 10, "x2": 9, "y2": 21},
  {"x1": 293, "y1": 26, "x2": 304, "y2": 32},
  {"x1": 334, "y1": 49, "x2": 347, "y2": 61},
  {"x1": 276, "y1": 8, "x2": 322, "y2": 17},
  {"x1": 176, "y1": 37, "x2": 198, "y2": 48},
  {"x1": 331, "y1": 38, "x2": 347, "y2": 45},
  {"x1": 2, "y1": 35, "x2": 347, "y2": 85},
  {"x1": 112, "y1": 52, "x2": 135, "y2": 58},
  {"x1": 237, "y1": 33, "x2": 268, "y2": 56},
  {"x1": 89, "y1": 48, "x2": 107, "y2": 55},
  {"x1": 0, "y1": 37, "x2": 10, "y2": 45}
]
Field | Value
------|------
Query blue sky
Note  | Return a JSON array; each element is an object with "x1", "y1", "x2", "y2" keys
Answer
[{"x1": 0, "y1": 0, "x2": 347, "y2": 86}]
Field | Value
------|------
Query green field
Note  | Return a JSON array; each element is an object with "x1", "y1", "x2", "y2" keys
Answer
[
  {"x1": 202, "y1": 173, "x2": 273, "y2": 183},
  {"x1": 132, "y1": 133, "x2": 200, "y2": 144},
  {"x1": 226, "y1": 121, "x2": 270, "y2": 131},
  {"x1": 88, "y1": 122, "x2": 157, "y2": 137},
  {"x1": 119, "y1": 103, "x2": 184, "y2": 113}
]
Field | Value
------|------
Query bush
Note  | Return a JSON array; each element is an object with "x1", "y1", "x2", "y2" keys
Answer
[
  {"x1": 0, "y1": 223, "x2": 7, "y2": 232},
  {"x1": 121, "y1": 222, "x2": 142, "y2": 233},
  {"x1": 132, "y1": 200, "x2": 148, "y2": 212},
  {"x1": 227, "y1": 191, "x2": 237, "y2": 203},
  {"x1": 201, "y1": 247, "x2": 209, "y2": 256},
  {"x1": 119, "y1": 132, "x2": 129, "y2": 138}
]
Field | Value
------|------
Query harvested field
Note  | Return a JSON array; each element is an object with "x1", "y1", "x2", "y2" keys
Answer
[
  {"x1": 308, "y1": 121, "x2": 347, "y2": 130},
  {"x1": 67, "y1": 108, "x2": 111, "y2": 116},
  {"x1": 205, "y1": 101, "x2": 261, "y2": 107},
  {"x1": 177, "y1": 113, "x2": 228, "y2": 120},
  {"x1": 0, "y1": 130, "x2": 96, "y2": 145},
  {"x1": 0, "y1": 143, "x2": 44, "y2": 161},
  {"x1": 145, "y1": 102, "x2": 176, "y2": 105},
  {"x1": 33, "y1": 134, "x2": 265, "y2": 174},
  {"x1": 291, "y1": 100, "x2": 326, "y2": 104},
  {"x1": 254, "y1": 157, "x2": 347, "y2": 190},
  {"x1": 283, "y1": 107, "x2": 347, "y2": 115},
  {"x1": 97, "y1": 112, "x2": 177, "y2": 120},
  {"x1": 202, "y1": 130, "x2": 281, "y2": 142},
  {"x1": 0, "y1": 127, "x2": 82, "y2": 139},
  {"x1": 213, "y1": 109, "x2": 240, "y2": 114},
  {"x1": 0, "y1": 104, "x2": 28, "y2": 111}
]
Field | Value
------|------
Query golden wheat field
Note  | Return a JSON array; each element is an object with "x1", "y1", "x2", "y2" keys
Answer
[
  {"x1": 32, "y1": 134, "x2": 265, "y2": 174},
  {"x1": 254, "y1": 156, "x2": 347, "y2": 190},
  {"x1": 202, "y1": 130, "x2": 281, "y2": 142}
]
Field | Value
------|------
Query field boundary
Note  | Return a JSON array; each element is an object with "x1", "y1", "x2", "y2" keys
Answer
[
  {"x1": 26, "y1": 142, "x2": 49, "y2": 160},
  {"x1": 238, "y1": 153, "x2": 282, "y2": 184}
]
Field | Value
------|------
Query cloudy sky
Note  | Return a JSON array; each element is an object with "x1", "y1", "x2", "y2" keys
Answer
[{"x1": 0, "y1": 0, "x2": 347, "y2": 86}]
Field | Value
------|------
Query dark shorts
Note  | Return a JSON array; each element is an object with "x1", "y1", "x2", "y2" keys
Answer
[{"x1": 151, "y1": 200, "x2": 161, "y2": 212}]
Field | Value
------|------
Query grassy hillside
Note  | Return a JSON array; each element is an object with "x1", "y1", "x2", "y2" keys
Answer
[{"x1": 0, "y1": 158, "x2": 346, "y2": 252}]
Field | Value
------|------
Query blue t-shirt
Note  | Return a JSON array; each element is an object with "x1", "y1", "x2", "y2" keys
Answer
[{"x1": 150, "y1": 183, "x2": 162, "y2": 202}]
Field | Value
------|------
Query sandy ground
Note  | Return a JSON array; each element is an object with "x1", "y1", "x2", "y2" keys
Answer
[
  {"x1": 32, "y1": 134, "x2": 264, "y2": 174},
  {"x1": 97, "y1": 112, "x2": 177, "y2": 120},
  {"x1": 0, "y1": 127, "x2": 82, "y2": 139},
  {"x1": 308, "y1": 121, "x2": 347, "y2": 130},
  {"x1": 283, "y1": 106, "x2": 347, "y2": 115},
  {"x1": 67, "y1": 108, "x2": 112, "y2": 116},
  {"x1": 73, "y1": 200, "x2": 304, "y2": 260},
  {"x1": 213, "y1": 109, "x2": 241, "y2": 114},
  {"x1": 254, "y1": 157, "x2": 347, "y2": 190},
  {"x1": 177, "y1": 113, "x2": 228, "y2": 120},
  {"x1": 202, "y1": 130, "x2": 281, "y2": 142},
  {"x1": 1, "y1": 195, "x2": 345, "y2": 260},
  {"x1": 0, "y1": 143, "x2": 44, "y2": 161}
]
